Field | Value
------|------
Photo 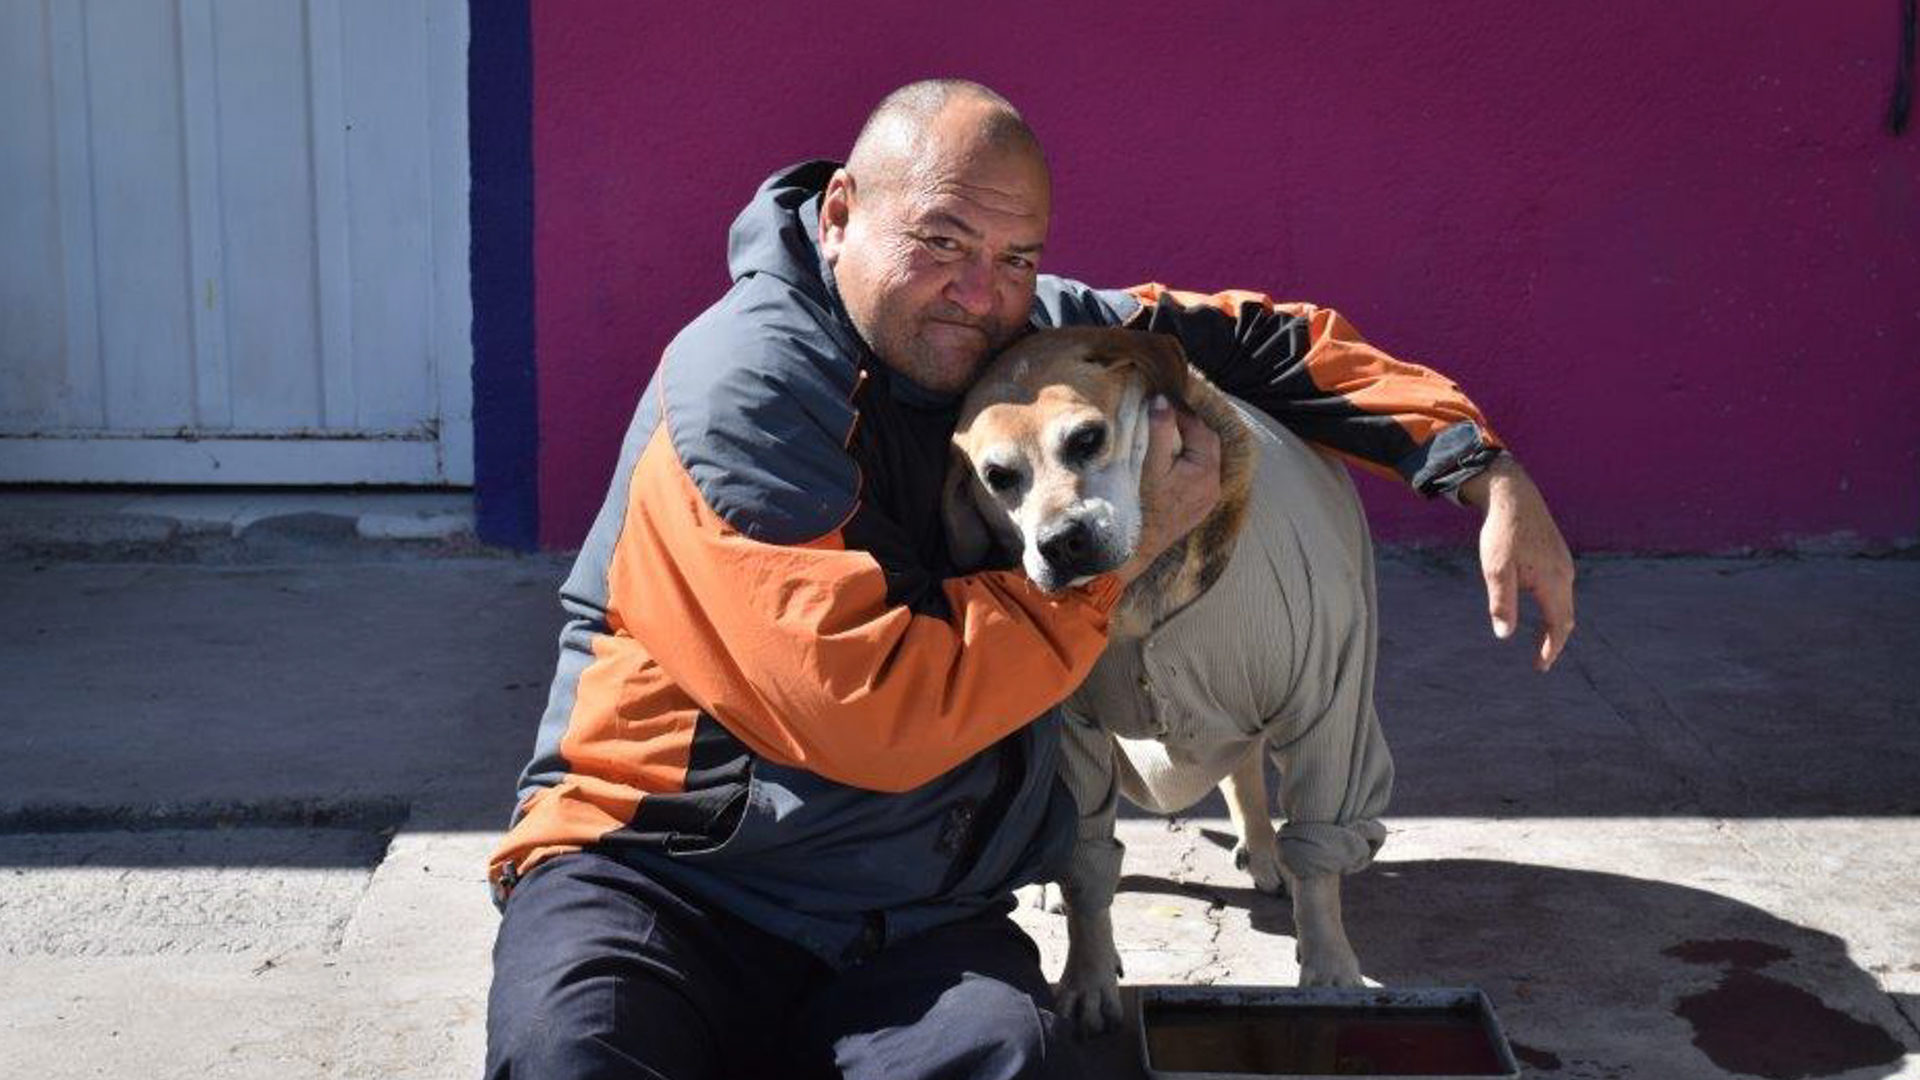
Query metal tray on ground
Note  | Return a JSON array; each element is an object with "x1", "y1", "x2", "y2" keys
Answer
[{"x1": 1137, "y1": 985, "x2": 1521, "y2": 1080}]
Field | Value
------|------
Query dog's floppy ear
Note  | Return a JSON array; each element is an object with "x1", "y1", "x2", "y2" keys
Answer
[
  {"x1": 942, "y1": 451, "x2": 993, "y2": 571},
  {"x1": 1100, "y1": 330, "x2": 1191, "y2": 404}
]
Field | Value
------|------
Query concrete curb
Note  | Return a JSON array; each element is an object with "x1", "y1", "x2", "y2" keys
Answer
[{"x1": 0, "y1": 491, "x2": 483, "y2": 562}]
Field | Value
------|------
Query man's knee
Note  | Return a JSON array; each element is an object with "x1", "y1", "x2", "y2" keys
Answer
[
  {"x1": 942, "y1": 973, "x2": 1056, "y2": 1071},
  {"x1": 485, "y1": 1002, "x2": 615, "y2": 1080},
  {"x1": 485, "y1": 936, "x2": 629, "y2": 1080},
  {"x1": 486, "y1": 974, "x2": 713, "y2": 1080},
  {"x1": 483, "y1": 854, "x2": 723, "y2": 1080},
  {"x1": 811, "y1": 914, "x2": 1086, "y2": 1080},
  {"x1": 837, "y1": 972, "x2": 1079, "y2": 1080}
]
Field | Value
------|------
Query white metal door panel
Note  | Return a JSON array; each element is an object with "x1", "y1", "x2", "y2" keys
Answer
[
  {"x1": 208, "y1": 0, "x2": 319, "y2": 433},
  {"x1": 0, "y1": 0, "x2": 473, "y2": 485},
  {"x1": 0, "y1": 1, "x2": 65, "y2": 431}
]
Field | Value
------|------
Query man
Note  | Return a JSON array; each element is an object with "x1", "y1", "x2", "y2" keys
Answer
[{"x1": 486, "y1": 80, "x2": 1573, "y2": 1079}]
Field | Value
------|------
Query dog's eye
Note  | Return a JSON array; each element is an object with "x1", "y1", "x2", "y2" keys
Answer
[
  {"x1": 1063, "y1": 424, "x2": 1106, "y2": 463},
  {"x1": 982, "y1": 465, "x2": 1020, "y2": 494}
]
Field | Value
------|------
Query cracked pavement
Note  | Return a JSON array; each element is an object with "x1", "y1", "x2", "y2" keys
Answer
[{"x1": 1, "y1": 549, "x2": 1916, "y2": 1077}]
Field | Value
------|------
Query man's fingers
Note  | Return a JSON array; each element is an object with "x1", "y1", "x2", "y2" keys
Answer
[
  {"x1": 1170, "y1": 406, "x2": 1221, "y2": 471},
  {"x1": 1156, "y1": 404, "x2": 1220, "y2": 519},
  {"x1": 1535, "y1": 623, "x2": 1568, "y2": 672},
  {"x1": 1117, "y1": 400, "x2": 1222, "y2": 585},
  {"x1": 1484, "y1": 561, "x2": 1518, "y2": 640},
  {"x1": 1529, "y1": 571, "x2": 1577, "y2": 672},
  {"x1": 1141, "y1": 395, "x2": 1180, "y2": 483},
  {"x1": 1535, "y1": 609, "x2": 1575, "y2": 671},
  {"x1": 1472, "y1": 454, "x2": 1578, "y2": 670}
]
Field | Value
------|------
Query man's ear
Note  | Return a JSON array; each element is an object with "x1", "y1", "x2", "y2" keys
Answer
[
  {"x1": 818, "y1": 168, "x2": 854, "y2": 263},
  {"x1": 942, "y1": 451, "x2": 993, "y2": 572}
]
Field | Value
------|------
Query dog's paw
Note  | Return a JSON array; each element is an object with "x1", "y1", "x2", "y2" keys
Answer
[
  {"x1": 1233, "y1": 840, "x2": 1286, "y2": 896},
  {"x1": 1056, "y1": 942, "x2": 1125, "y2": 1037},
  {"x1": 1056, "y1": 968, "x2": 1124, "y2": 1038},
  {"x1": 1295, "y1": 936, "x2": 1364, "y2": 988}
]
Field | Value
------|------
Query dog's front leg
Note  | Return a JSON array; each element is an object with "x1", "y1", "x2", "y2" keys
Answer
[
  {"x1": 1283, "y1": 869, "x2": 1363, "y2": 987},
  {"x1": 1221, "y1": 741, "x2": 1284, "y2": 895},
  {"x1": 1056, "y1": 839, "x2": 1127, "y2": 1036},
  {"x1": 1052, "y1": 712, "x2": 1131, "y2": 1036}
]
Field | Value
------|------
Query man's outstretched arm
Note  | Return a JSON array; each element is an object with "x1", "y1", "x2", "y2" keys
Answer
[{"x1": 1040, "y1": 277, "x2": 1577, "y2": 669}]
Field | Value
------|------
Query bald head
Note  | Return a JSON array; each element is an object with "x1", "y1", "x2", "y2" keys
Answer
[
  {"x1": 819, "y1": 80, "x2": 1051, "y2": 394},
  {"x1": 846, "y1": 80, "x2": 1048, "y2": 204}
]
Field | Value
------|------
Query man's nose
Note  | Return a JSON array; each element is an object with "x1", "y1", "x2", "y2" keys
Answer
[{"x1": 944, "y1": 256, "x2": 994, "y2": 318}]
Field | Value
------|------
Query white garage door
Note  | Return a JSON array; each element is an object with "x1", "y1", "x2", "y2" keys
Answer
[{"x1": 0, "y1": 0, "x2": 472, "y2": 485}]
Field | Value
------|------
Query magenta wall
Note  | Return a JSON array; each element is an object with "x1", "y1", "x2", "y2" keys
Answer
[{"x1": 532, "y1": 3, "x2": 1920, "y2": 551}]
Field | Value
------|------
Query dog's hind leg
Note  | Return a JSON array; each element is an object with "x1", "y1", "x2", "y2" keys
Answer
[
  {"x1": 1221, "y1": 740, "x2": 1285, "y2": 895},
  {"x1": 1285, "y1": 869, "x2": 1363, "y2": 987}
]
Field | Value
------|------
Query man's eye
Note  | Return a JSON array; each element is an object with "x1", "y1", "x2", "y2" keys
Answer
[
  {"x1": 1065, "y1": 425, "x2": 1106, "y2": 461},
  {"x1": 924, "y1": 235, "x2": 962, "y2": 253},
  {"x1": 1003, "y1": 254, "x2": 1034, "y2": 271},
  {"x1": 982, "y1": 465, "x2": 1020, "y2": 493}
]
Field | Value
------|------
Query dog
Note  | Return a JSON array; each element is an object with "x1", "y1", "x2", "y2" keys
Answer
[{"x1": 945, "y1": 326, "x2": 1394, "y2": 1035}]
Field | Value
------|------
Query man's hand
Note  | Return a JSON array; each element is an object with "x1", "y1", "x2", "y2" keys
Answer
[
  {"x1": 1458, "y1": 455, "x2": 1576, "y2": 672},
  {"x1": 1116, "y1": 397, "x2": 1221, "y2": 584}
]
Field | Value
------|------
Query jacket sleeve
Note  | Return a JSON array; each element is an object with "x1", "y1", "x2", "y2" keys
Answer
[
  {"x1": 1044, "y1": 278, "x2": 1504, "y2": 496},
  {"x1": 605, "y1": 420, "x2": 1124, "y2": 795}
]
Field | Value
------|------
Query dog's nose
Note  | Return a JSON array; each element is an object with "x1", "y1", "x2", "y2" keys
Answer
[{"x1": 1037, "y1": 518, "x2": 1094, "y2": 574}]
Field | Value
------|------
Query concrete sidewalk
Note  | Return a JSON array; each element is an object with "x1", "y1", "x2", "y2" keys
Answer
[{"x1": 0, "y1": 542, "x2": 1915, "y2": 1078}]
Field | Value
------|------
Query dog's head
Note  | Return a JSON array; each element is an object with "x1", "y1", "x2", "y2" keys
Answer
[{"x1": 945, "y1": 327, "x2": 1191, "y2": 593}]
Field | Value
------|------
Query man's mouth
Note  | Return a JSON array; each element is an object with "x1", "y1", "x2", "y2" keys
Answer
[{"x1": 926, "y1": 319, "x2": 987, "y2": 336}]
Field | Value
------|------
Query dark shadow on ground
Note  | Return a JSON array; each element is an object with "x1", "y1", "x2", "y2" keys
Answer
[
  {"x1": 3, "y1": 556, "x2": 1917, "y2": 866},
  {"x1": 1094, "y1": 860, "x2": 1916, "y2": 1079},
  {"x1": 0, "y1": 824, "x2": 394, "y2": 871}
]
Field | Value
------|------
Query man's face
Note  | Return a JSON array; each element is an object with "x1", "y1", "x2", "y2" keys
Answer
[{"x1": 820, "y1": 148, "x2": 1049, "y2": 394}]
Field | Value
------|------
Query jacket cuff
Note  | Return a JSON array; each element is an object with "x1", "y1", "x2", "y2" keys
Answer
[{"x1": 1397, "y1": 422, "x2": 1506, "y2": 501}]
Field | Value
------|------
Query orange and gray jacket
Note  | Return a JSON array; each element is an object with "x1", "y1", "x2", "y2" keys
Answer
[{"x1": 490, "y1": 160, "x2": 1503, "y2": 965}]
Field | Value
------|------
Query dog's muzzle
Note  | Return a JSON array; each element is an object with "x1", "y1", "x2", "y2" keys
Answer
[{"x1": 1037, "y1": 515, "x2": 1113, "y2": 582}]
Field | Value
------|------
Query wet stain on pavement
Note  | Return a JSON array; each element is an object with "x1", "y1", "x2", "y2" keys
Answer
[
  {"x1": 1673, "y1": 971, "x2": 1904, "y2": 1079},
  {"x1": 1664, "y1": 938, "x2": 1905, "y2": 1079},
  {"x1": 1662, "y1": 938, "x2": 1792, "y2": 969},
  {"x1": 1510, "y1": 1041, "x2": 1563, "y2": 1070}
]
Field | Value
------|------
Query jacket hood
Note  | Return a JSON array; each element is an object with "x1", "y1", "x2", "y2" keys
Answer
[
  {"x1": 725, "y1": 159, "x2": 965, "y2": 407},
  {"x1": 726, "y1": 159, "x2": 842, "y2": 308}
]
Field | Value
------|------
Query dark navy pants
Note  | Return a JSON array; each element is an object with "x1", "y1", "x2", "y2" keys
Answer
[{"x1": 485, "y1": 852, "x2": 1088, "y2": 1080}]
